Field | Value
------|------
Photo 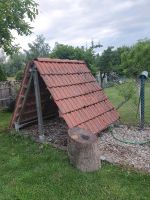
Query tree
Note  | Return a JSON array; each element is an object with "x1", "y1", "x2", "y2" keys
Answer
[
  {"x1": 96, "y1": 46, "x2": 115, "y2": 85},
  {"x1": 95, "y1": 46, "x2": 130, "y2": 86},
  {"x1": 0, "y1": 0, "x2": 38, "y2": 55},
  {"x1": 24, "y1": 35, "x2": 51, "y2": 61},
  {"x1": 3, "y1": 53, "x2": 26, "y2": 77},
  {"x1": 50, "y1": 42, "x2": 101, "y2": 75},
  {"x1": 121, "y1": 39, "x2": 150, "y2": 79},
  {"x1": 112, "y1": 46, "x2": 130, "y2": 76},
  {"x1": 51, "y1": 43, "x2": 75, "y2": 59}
]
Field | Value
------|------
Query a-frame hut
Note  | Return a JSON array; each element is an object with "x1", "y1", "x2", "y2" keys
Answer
[{"x1": 10, "y1": 58, "x2": 119, "y2": 138}]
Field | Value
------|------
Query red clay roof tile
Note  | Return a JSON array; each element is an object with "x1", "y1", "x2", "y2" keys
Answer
[{"x1": 10, "y1": 58, "x2": 119, "y2": 134}]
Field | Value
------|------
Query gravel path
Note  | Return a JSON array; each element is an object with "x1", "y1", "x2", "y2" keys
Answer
[
  {"x1": 21, "y1": 118, "x2": 150, "y2": 172},
  {"x1": 99, "y1": 126, "x2": 150, "y2": 172}
]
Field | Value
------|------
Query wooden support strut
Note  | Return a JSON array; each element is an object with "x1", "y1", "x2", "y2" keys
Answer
[
  {"x1": 32, "y1": 67, "x2": 45, "y2": 141},
  {"x1": 17, "y1": 71, "x2": 33, "y2": 126}
]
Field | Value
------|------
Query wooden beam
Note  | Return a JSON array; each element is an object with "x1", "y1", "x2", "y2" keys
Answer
[
  {"x1": 15, "y1": 113, "x2": 57, "y2": 129},
  {"x1": 17, "y1": 72, "x2": 33, "y2": 125},
  {"x1": 33, "y1": 67, "x2": 45, "y2": 141}
]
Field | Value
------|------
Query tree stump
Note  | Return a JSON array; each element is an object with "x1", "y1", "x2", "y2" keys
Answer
[{"x1": 68, "y1": 127, "x2": 100, "y2": 172}]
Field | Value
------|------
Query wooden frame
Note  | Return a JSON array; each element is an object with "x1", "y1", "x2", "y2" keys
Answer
[{"x1": 15, "y1": 66, "x2": 45, "y2": 141}]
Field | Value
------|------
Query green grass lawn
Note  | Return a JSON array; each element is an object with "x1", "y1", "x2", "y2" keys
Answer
[
  {"x1": 105, "y1": 82, "x2": 150, "y2": 125},
  {"x1": 0, "y1": 112, "x2": 150, "y2": 200},
  {"x1": 0, "y1": 111, "x2": 12, "y2": 131},
  {"x1": 7, "y1": 76, "x2": 15, "y2": 81}
]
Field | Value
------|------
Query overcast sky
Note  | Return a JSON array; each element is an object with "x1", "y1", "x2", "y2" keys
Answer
[{"x1": 15, "y1": 0, "x2": 150, "y2": 51}]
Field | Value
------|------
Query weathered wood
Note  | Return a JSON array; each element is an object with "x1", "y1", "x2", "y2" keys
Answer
[
  {"x1": 17, "y1": 72, "x2": 33, "y2": 124},
  {"x1": 0, "y1": 81, "x2": 21, "y2": 108},
  {"x1": 14, "y1": 113, "x2": 56, "y2": 129},
  {"x1": 68, "y1": 127, "x2": 100, "y2": 172}
]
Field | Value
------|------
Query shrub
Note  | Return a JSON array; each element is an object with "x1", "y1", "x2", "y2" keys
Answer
[
  {"x1": 15, "y1": 70, "x2": 24, "y2": 81},
  {"x1": 0, "y1": 66, "x2": 7, "y2": 81},
  {"x1": 6, "y1": 98, "x2": 16, "y2": 112}
]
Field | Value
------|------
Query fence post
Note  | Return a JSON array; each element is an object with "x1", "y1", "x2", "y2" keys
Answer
[{"x1": 139, "y1": 71, "x2": 148, "y2": 130}]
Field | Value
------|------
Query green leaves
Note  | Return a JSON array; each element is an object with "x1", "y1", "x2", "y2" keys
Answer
[
  {"x1": 50, "y1": 43, "x2": 98, "y2": 75},
  {"x1": 0, "y1": 0, "x2": 38, "y2": 55},
  {"x1": 121, "y1": 39, "x2": 150, "y2": 78},
  {"x1": 96, "y1": 40, "x2": 150, "y2": 80},
  {"x1": 2, "y1": 52, "x2": 26, "y2": 77},
  {"x1": 24, "y1": 35, "x2": 51, "y2": 61},
  {"x1": 15, "y1": 70, "x2": 24, "y2": 81},
  {"x1": 0, "y1": 65, "x2": 7, "y2": 81}
]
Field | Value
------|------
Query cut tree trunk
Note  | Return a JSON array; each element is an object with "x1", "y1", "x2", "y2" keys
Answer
[{"x1": 68, "y1": 127, "x2": 100, "y2": 172}]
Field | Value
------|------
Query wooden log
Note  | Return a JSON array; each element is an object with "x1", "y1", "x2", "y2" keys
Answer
[{"x1": 68, "y1": 127, "x2": 100, "y2": 172}]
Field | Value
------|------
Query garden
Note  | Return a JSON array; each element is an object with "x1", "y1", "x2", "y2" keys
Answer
[
  {"x1": 0, "y1": 111, "x2": 150, "y2": 200},
  {"x1": 0, "y1": 1, "x2": 150, "y2": 199},
  {"x1": 0, "y1": 80, "x2": 150, "y2": 199}
]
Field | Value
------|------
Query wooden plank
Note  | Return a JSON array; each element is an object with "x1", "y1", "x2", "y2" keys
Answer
[
  {"x1": 17, "y1": 113, "x2": 57, "y2": 129},
  {"x1": 17, "y1": 73, "x2": 33, "y2": 124},
  {"x1": 0, "y1": 97, "x2": 11, "y2": 101},
  {"x1": 0, "y1": 81, "x2": 21, "y2": 108}
]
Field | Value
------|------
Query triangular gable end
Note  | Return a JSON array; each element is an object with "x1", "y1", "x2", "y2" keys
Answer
[{"x1": 10, "y1": 58, "x2": 119, "y2": 134}]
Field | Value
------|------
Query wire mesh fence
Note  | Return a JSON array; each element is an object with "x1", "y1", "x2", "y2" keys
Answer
[{"x1": 103, "y1": 77, "x2": 150, "y2": 127}]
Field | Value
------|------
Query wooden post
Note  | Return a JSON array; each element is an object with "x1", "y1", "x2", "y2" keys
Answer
[
  {"x1": 68, "y1": 127, "x2": 100, "y2": 172},
  {"x1": 33, "y1": 67, "x2": 45, "y2": 141}
]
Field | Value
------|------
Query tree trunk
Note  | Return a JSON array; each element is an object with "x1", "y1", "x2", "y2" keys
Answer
[{"x1": 68, "y1": 127, "x2": 100, "y2": 172}]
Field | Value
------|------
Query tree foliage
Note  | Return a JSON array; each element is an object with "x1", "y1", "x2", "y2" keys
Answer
[
  {"x1": 95, "y1": 42, "x2": 148, "y2": 82},
  {"x1": 3, "y1": 53, "x2": 26, "y2": 76},
  {"x1": 1, "y1": 36, "x2": 150, "y2": 80},
  {"x1": 121, "y1": 39, "x2": 150, "y2": 78},
  {"x1": 96, "y1": 46, "x2": 115, "y2": 75},
  {"x1": 15, "y1": 70, "x2": 24, "y2": 81},
  {"x1": 24, "y1": 35, "x2": 51, "y2": 61},
  {"x1": 0, "y1": 65, "x2": 7, "y2": 81},
  {"x1": 115, "y1": 81, "x2": 138, "y2": 109},
  {"x1": 0, "y1": 0, "x2": 38, "y2": 55},
  {"x1": 50, "y1": 42, "x2": 101, "y2": 75},
  {"x1": 1, "y1": 35, "x2": 51, "y2": 77},
  {"x1": 0, "y1": 50, "x2": 7, "y2": 81},
  {"x1": 96, "y1": 46, "x2": 129, "y2": 75}
]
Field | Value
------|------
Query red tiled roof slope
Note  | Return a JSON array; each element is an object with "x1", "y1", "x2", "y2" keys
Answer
[
  {"x1": 10, "y1": 58, "x2": 119, "y2": 134},
  {"x1": 35, "y1": 58, "x2": 119, "y2": 134}
]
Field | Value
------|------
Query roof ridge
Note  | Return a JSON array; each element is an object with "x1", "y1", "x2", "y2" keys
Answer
[{"x1": 34, "y1": 58, "x2": 85, "y2": 64}]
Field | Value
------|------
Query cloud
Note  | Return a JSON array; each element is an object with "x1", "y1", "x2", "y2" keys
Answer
[{"x1": 13, "y1": 0, "x2": 150, "y2": 50}]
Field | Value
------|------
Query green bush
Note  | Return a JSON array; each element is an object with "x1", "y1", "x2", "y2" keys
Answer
[
  {"x1": 0, "y1": 66, "x2": 7, "y2": 81},
  {"x1": 15, "y1": 70, "x2": 24, "y2": 81}
]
